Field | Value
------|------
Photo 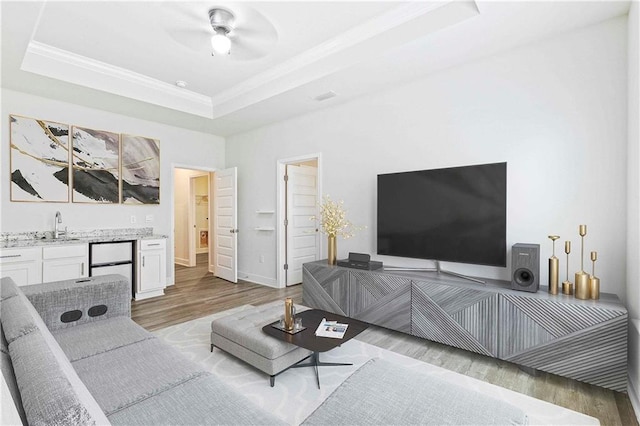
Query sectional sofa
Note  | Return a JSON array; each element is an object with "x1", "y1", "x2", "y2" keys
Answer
[{"x1": 0, "y1": 274, "x2": 528, "y2": 425}]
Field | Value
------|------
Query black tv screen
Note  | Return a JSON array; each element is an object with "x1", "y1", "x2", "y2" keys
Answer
[{"x1": 377, "y1": 162, "x2": 507, "y2": 267}]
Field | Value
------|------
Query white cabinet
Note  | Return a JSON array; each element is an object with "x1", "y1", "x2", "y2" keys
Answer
[
  {"x1": 0, "y1": 247, "x2": 43, "y2": 286},
  {"x1": 136, "y1": 239, "x2": 166, "y2": 300},
  {"x1": 42, "y1": 244, "x2": 88, "y2": 282}
]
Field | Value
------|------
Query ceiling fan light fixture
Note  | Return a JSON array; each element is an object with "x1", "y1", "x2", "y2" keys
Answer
[
  {"x1": 209, "y1": 8, "x2": 234, "y2": 56},
  {"x1": 211, "y1": 29, "x2": 231, "y2": 56}
]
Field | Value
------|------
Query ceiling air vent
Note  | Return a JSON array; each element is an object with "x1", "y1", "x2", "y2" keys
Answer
[{"x1": 313, "y1": 91, "x2": 337, "y2": 102}]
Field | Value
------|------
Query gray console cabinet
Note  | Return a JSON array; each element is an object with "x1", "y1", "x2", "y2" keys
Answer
[
  {"x1": 411, "y1": 280, "x2": 499, "y2": 357},
  {"x1": 303, "y1": 261, "x2": 628, "y2": 392},
  {"x1": 349, "y1": 270, "x2": 411, "y2": 334}
]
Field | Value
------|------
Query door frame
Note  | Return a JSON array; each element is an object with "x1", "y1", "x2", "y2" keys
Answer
[
  {"x1": 276, "y1": 153, "x2": 322, "y2": 288},
  {"x1": 171, "y1": 163, "x2": 217, "y2": 283}
]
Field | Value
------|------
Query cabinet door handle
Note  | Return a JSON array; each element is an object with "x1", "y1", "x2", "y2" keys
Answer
[
  {"x1": 143, "y1": 256, "x2": 145, "y2": 267},
  {"x1": 0, "y1": 254, "x2": 22, "y2": 259},
  {"x1": 81, "y1": 263, "x2": 85, "y2": 276},
  {"x1": 147, "y1": 243, "x2": 161, "y2": 247}
]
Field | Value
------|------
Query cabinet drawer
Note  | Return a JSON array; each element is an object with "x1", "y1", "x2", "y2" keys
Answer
[
  {"x1": 0, "y1": 247, "x2": 42, "y2": 263},
  {"x1": 91, "y1": 242, "x2": 133, "y2": 264},
  {"x1": 139, "y1": 239, "x2": 166, "y2": 250},
  {"x1": 43, "y1": 244, "x2": 88, "y2": 259}
]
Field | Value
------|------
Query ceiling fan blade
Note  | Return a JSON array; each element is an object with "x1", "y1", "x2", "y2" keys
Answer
[
  {"x1": 161, "y1": 2, "x2": 215, "y2": 53},
  {"x1": 227, "y1": 4, "x2": 278, "y2": 58},
  {"x1": 230, "y1": 37, "x2": 272, "y2": 61},
  {"x1": 231, "y1": 26, "x2": 278, "y2": 46},
  {"x1": 167, "y1": 28, "x2": 211, "y2": 53}
]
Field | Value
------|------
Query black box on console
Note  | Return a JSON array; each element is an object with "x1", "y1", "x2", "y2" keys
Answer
[{"x1": 337, "y1": 259, "x2": 383, "y2": 270}]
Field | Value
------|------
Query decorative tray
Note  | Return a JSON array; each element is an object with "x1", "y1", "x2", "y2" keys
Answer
[{"x1": 270, "y1": 321, "x2": 306, "y2": 335}]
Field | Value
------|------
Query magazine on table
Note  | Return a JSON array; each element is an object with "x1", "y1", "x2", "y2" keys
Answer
[{"x1": 314, "y1": 318, "x2": 349, "y2": 339}]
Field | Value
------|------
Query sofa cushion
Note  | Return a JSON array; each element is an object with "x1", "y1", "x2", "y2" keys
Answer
[
  {"x1": 71, "y1": 337, "x2": 207, "y2": 415},
  {"x1": 0, "y1": 277, "x2": 19, "y2": 301},
  {"x1": 1, "y1": 290, "x2": 39, "y2": 344},
  {"x1": 52, "y1": 316, "x2": 152, "y2": 362},
  {"x1": 0, "y1": 277, "x2": 110, "y2": 426},
  {"x1": 107, "y1": 374, "x2": 286, "y2": 425},
  {"x1": 1, "y1": 324, "x2": 27, "y2": 425},
  {"x1": 10, "y1": 330, "x2": 99, "y2": 425},
  {"x1": 303, "y1": 358, "x2": 529, "y2": 425},
  {"x1": 211, "y1": 300, "x2": 309, "y2": 360}
]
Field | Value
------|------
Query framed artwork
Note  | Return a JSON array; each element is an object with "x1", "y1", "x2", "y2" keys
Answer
[
  {"x1": 121, "y1": 134, "x2": 160, "y2": 204},
  {"x1": 199, "y1": 229, "x2": 209, "y2": 249},
  {"x1": 9, "y1": 115, "x2": 70, "y2": 202},
  {"x1": 71, "y1": 126, "x2": 120, "y2": 203}
]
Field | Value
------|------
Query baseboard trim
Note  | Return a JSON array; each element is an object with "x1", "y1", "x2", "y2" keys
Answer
[
  {"x1": 238, "y1": 271, "x2": 278, "y2": 288},
  {"x1": 174, "y1": 257, "x2": 190, "y2": 267},
  {"x1": 629, "y1": 377, "x2": 640, "y2": 424}
]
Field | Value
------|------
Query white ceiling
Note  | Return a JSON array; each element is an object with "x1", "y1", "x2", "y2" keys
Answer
[{"x1": 0, "y1": 1, "x2": 630, "y2": 137}]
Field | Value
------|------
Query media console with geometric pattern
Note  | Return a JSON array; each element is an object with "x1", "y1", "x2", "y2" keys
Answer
[{"x1": 302, "y1": 261, "x2": 628, "y2": 392}]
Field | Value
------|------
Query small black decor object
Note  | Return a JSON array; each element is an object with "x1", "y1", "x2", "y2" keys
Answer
[{"x1": 510, "y1": 243, "x2": 540, "y2": 293}]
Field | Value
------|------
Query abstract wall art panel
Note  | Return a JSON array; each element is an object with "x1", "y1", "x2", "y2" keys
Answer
[
  {"x1": 71, "y1": 126, "x2": 120, "y2": 203},
  {"x1": 121, "y1": 134, "x2": 160, "y2": 204},
  {"x1": 10, "y1": 115, "x2": 70, "y2": 202}
]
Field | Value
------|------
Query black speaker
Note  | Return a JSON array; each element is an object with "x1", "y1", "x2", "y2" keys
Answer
[{"x1": 511, "y1": 243, "x2": 540, "y2": 293}]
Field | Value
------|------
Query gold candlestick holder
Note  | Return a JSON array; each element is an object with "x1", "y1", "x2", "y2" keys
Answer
[
  {"x1": 575, "y1": 225, "x2": 590, "y2": 300},
  {"x1": 548, "y1": 235, "x2": 560, "y2": 295},
  {"x1": 562, "y1": 241, "x2": 573, "y2": 295},
  {"x1": 589, "y1": 251, "x2": 600, "y2": 300}
]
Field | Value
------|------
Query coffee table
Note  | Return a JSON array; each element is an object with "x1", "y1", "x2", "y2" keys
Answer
[{"x1": 262, "y1": 309, "x2": 368, "y2": 389}]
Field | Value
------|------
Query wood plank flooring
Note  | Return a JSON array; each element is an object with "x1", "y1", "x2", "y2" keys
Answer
[{"x1": 132, "y1": 254, "x2": 639, "y2": 426}]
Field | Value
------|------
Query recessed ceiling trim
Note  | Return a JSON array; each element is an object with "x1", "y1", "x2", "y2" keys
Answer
[
  {"x1": 21, "y1": 40, "x2": 214, "y2": 118},
  {"x1": 208, "y1": 1, "x2": 479, "y2": 120},
  {"x1": 209, "y1": 1, "x2": 455, "y2": 109}
]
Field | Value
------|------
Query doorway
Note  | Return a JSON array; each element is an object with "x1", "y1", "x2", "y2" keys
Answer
[
  {"x1": 172, "y1": 164, "x2": 239, "y2": 285},
  {"x1": 174, "y1": 168, "x2": 212, "y2": 268},
  {"x1": 277, "y1": 154, "x2": 322, "y2": 287}
]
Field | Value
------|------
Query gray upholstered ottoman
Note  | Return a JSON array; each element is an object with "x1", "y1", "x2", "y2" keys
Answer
[{"x1": 210, "y1": 301, "x2": 312, "y2": 386}]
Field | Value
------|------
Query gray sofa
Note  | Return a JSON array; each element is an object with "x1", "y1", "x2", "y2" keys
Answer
[
  {"x1": 0, "y1": 275, "x2": 284, "y2": 425},
  {"x1": 1, "y1": 274, "x2": 529, "y2": 425}
]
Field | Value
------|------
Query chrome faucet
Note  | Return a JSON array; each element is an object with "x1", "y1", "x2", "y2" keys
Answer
[{"x1": 54, "y1": 211, "x2": 62, "y2": 239}]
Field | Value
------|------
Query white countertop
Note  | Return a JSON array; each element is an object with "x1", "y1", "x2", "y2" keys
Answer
[{"x1": 0, "y1": 228, "x2": 167, "y2": 249}]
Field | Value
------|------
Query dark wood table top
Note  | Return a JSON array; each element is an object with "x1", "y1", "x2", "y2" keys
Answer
[{"x1": 262, "y1": 309, "x2": 368, "y2": 353}]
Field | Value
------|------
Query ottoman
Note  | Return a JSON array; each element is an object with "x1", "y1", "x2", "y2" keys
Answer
[{"x1": 210, "y1": 301, "x2": 312, "y2": 386}]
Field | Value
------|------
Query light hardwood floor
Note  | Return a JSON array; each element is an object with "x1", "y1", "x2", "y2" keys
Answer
[{"x1": 132, "y1": 254, "x2": 639, "y2": 426}]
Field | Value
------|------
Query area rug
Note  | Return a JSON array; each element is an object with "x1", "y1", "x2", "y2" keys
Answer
[{"x1": 153, "y1": 306, "x2": 599, "y2": 426}]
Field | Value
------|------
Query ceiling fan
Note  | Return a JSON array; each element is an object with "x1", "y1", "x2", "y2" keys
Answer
[{"x1": 167, "y1": 4, "x2": 278, "y2": 61}]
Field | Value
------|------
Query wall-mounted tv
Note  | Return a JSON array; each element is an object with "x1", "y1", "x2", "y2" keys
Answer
[{"x1": 377, "y1": 162, "x2": 507, "y2": 267}]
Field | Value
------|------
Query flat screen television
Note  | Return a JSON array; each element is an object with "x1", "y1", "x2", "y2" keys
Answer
[{"x1": 377, "y1": 162, "x2": 507, "y2": 267}]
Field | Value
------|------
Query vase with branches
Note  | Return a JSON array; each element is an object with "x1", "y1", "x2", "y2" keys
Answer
[{"x1": 312, "y1": 195, "x2": 363, "y2": 264}]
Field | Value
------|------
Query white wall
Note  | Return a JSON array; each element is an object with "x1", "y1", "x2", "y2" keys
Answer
[
  {"x1": 1, "y1": 89, "x2": 226, "y2": 283},
  {"x1": 227, "y1": 17, "x2": 628, "y2": 299},
  {"x1": 627, "y1": 1, "x2": 640, "y2": 416}
]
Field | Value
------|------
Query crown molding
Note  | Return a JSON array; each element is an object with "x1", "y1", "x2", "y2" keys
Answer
[
  {"x1": 208, "y1": 1, "x2": 477, "y2": 118},
  {"x1": 18, "y1": 1, "x2": 477, "y2": 123},
  {"x1": 21, "y1": 40, "x2": 214, "y2": 118}
]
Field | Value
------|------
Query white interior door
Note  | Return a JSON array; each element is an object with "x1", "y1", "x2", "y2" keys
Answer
[
  {"x1": 213, "y1": 167, "x2": 238, "y2": 283},
  {"x1": 286, "y1": 164, "x2": 319, "y2": 285}
]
